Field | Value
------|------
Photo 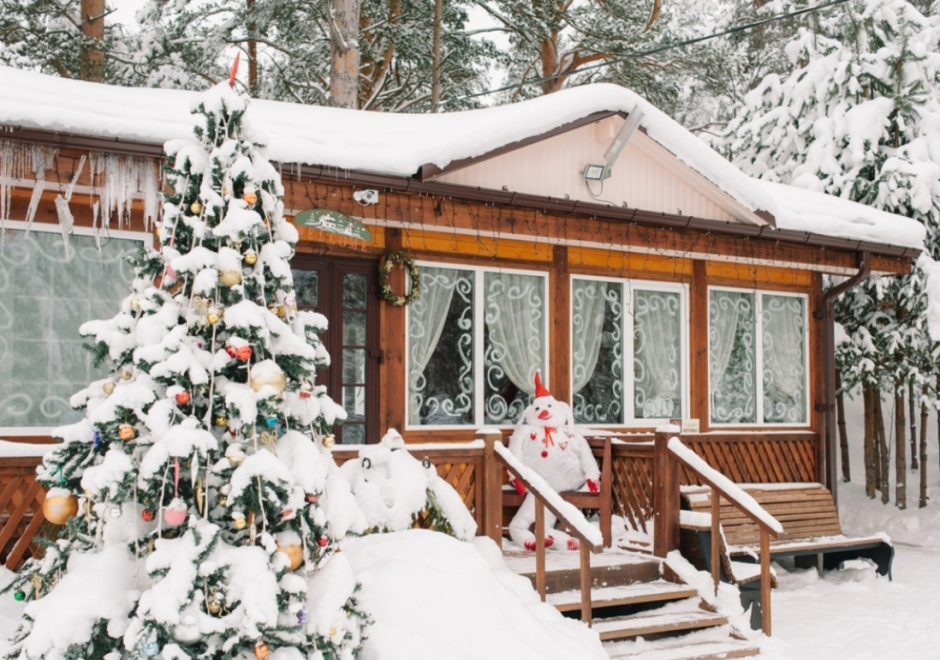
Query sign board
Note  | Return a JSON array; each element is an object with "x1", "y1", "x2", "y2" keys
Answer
[{"x1": 293, "y1": 209, "x2": 372, "y2": 243}]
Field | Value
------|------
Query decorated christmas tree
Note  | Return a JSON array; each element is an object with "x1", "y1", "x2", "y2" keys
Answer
[{"x1": 2, "y1": 63, "x2": 369, "y2": 660}]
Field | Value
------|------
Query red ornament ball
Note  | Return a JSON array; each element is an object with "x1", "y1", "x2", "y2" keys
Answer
[
  {"x1": 225, "y1": 346, "x2": 238, "y2": 358},
  {"x1": 175, "y1": 391, "x2": 191, "y2": 405},
  {"x1": 317, "y1": 536, "x2": 329, "y2": 548},
  {"x1": 235, "y1": 346, "x2": 252, "y2": 361},
  {"x1": 142, "y1": 510, "x2": 155, "y2": 522}
]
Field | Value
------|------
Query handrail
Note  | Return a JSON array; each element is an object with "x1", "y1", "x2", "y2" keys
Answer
[{"x1": 655, "y1": 430, "x2": 781, "y2": 637}]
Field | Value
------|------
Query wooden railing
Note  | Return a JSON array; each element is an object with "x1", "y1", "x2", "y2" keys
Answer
[
  {"x1": 0, "y1": 457, "x2": 46, "y2": 570},
  {"x1": 653, "y1": 430, "x2": 783, "y2": 635},
  {"x1": 480, "y1": 429, "x2": 604, "y2": 625}
]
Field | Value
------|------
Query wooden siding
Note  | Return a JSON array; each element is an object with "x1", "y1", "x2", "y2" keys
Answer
[{"x1": 434, "y1": 120, "x2": 753, "y2": 225}]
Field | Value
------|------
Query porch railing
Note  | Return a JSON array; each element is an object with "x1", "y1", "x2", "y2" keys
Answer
[{"x1": 0, "y1": 456, "x2": 46, "y2": 570}]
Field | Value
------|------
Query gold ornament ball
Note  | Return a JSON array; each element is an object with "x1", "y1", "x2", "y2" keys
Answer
[
  {"x1": 207, "y1": 312, "x2": 221, "y2": 325},
  {"x1": 43, "y1": 494, "x2": 79, "y2": 525},
  {"x1": 220, "y1": 270, "x2": 242, "y2": 287},
  {"x1": 322, "y1": 434, "x2": 336, "y2": 449},
  {"x1": 102, "y1": 382, "x2": 115, "y2": 395},
  {"x1": 244, "y1": 251, "x2": 258, "y2": 265},
  {"x1": 214, "y1": 415, "x2": 228, "y2": 427},
  {"x1": 119, "y1": 425, "x2": 135, "y2": 441},
  {"x1": 218, "y1": 495, "x2": 228, "y2": 508},
  {"x1": 277, "y1": 545, "x2": 304, "y2": 571},
  {"x1": 276, "y1": 305, "x2": 287, "y2": 318},
  {"x1": 130, "y1": 299, "x2": 141, "y2": 311},
  {"x1": 207, "y1": 598, "x2": 222, "y2": 615},
  {"x1": 254, "y1": 642, "x2": 270, "y2": 660},
  {"x1": 329, "y1": 627, "x2": 337, "y2": 637},
  {"x1": 233, "y1": 517, "x2": 247, "y2": 530},
  {"x1": 190, "y1": 201, "x2": 203, "y2": 215},
  {"x1": 243, "y1": 191, "x2": 258, "y2": 206},
  {"x1": 121, "y1": 370, "x2": 132, "y2": 381},
  {"x1": 249, "y1": 371, "x2": 286, "y2": 395}
]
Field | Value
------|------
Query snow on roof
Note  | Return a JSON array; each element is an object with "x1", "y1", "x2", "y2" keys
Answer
[{"x1": 0, "y1": 66, "x2": 924, "y2": 251}]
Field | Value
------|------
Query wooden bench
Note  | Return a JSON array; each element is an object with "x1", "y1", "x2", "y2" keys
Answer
[{"x1": 681, "y1": 483, "x2": 894, "y2": 580}]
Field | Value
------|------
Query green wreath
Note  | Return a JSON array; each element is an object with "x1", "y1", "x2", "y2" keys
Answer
[{"x1": 378, "y1": 251, "x2": 421, "y2": 306}]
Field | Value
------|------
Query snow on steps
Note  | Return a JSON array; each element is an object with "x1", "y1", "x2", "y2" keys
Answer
[
  {"x1": 606, "y1": 632, "x2": 759, "y2": 660},
  {"x1": 548, "y1": 581, "x2": 697, "y2": 612}
]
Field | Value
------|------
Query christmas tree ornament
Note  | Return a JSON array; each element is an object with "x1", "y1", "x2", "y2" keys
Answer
[
  {"x1": 218, "y1": 495, "x2": 228, "y2": 508},
  {"x1": 121, "y1": 370, "x2": 132, "y2": 380},
  {"x1": 207, "y1": 309, "x2": 221, "y2": 325},
  {"x1": 254, "y1": 642, "x2": 270, "y2": 660},
  {"x1": 233, "y1": 516, "x2": 247, "y2": 530},
  {"x1": 31, "y1": 574, "x2": 42, "y2": 592},
  {"x1": 265, "y1": 415, "x2": 278, "y2": 428},
  {"x1": 297, "y1": 607, "x2": 307, "y2": 625},
  {"x1": 317, "y1": 536, "x2": 329, "y2": 548},
  {"x1": 227, "y1": 446, "x2": 246, "y2": 464},
  {"x1": 84, "y1": 489, "x2": 95, "y2": 499},
  {"x1": 244, "y1": 250, "x2": 258, "y2": 265},
  {"x1": 130, "y1": 298, "x2": 141, "y2": 311},
  {"x1": 322, "y1": 434, "x2": 336, "y2": 448},
  {"x1": 235, "y1": 345, "x2": 252, "y2": 361},
  {"x1": 196, "y1": 478, "x2": 205, "y2": 514},
  {"x1": 175, "y1": 390, "x2": 191, "y2": 405},
  {"x1": 275, "y1": 305, "x2": 287, "y2": 318},
  {"x1": 207, "y1": 597, "x2": 222, "y2": 615},
  {"x1": 225, "y1": 346, "x2": 238, "y2": 358},
  {"x1": 329, "y1": 627, "x2": 337, "y2": 637},
  {"x1": 155, "y1": 225, "x2": 162, "y2": 238},
  {"x1": 243, "y1": 190, "x2": 258, "y2": 205},
  {"x1": 164, "y1": 500, "x2": 187, "y2": 527},
  {"x1": 215, "y1": 415, "x2": 228, "y2": 427},
  {"x1": 249, "y1": 362, "x2": 286, "y2": 394},
  {"x1": 259, "y1": 431, "x2": 277, "y2": 445},
  {"x1": 119, "y1": 424, "x2": 135, "y2": 441},
  {"x1": 82, "y1": 499, "x2": 93, "y2": 516},
  {"x1": 305, "y1": 494, "x2": 317, "y2": 504},
  {"x1": 13, "y1": 590, "x2": 25, "y2": 602},
  {"x1": 299, "y1": 383, "x2": 312, "y2": 399},
  {"x1": 142, "y1": 509, "x2": 155, "y2": 522},
  {"x1": 141, "y1": 640, "x2": 161, "y2": 658},
  {"x1": 220, "y1": 269, "x2": 242, "y2": 286},
  {"x1": 42, "y1": 491, "x2": 78, "y2": 525},
  {"x1": 277, "y1": 544, "x2": 303, "y2": 571},
  {"x1": 190, "y1": 200, "x2": 203, "y2": 215},
  {"x1": 102, "y1": 381, "x2": 115, "y2": 395},
  {"x1": 249, "y1": 511, "x2": 258, "y2": 543}
]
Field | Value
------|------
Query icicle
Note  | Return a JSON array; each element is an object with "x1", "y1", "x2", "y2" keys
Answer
[
  {"x1": 0, "y1": 140, "x2": 58, "y2": 230},
  {"x1": 24, "y1": 181, "x2": 45, "y2": 232},
  {"x1": 91, "y1": 153, "x2": 161, "y2": 230},
  {"x1": 54, "y1": 155, "x2": 86, "y2": 249}
]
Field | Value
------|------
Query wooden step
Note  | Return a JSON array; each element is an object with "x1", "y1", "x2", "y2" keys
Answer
[
  {"x1": 606, "y1": 638, "x2": 760, "y2": 659},
  {"x1": 593, "y1": 608, "x2": 728, "y2": 641},
  {"x1": 504, "y1": 551, "x2": 663, "y2": 593},
  {"x1": 548, "y1": 580, "x2": 697, "y2": 612}
]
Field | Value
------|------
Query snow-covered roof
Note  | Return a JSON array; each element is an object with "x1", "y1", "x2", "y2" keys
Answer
[{"x1": 0, "y1": 66, "x2": 924, "y2": 252}]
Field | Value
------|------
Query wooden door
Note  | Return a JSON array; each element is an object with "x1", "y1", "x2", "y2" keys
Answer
[{"x1": 291, "y1": 257, "x2": 379, "y2": 444}]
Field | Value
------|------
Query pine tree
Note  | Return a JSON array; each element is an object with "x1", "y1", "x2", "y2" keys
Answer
[
  {"x1": 2, "y1": 74, "x2": 369, "y2": 660},
  {"x1": 724, "y1": 0, "x2": 940, "y2": 506}
]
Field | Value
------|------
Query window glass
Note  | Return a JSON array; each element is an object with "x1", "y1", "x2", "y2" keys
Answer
[
  {"x1": 572, "y1": 279, "x2": 623, "y2": 424},
  {"x1": 634, "y1": 289, "x2": 682, "y2": 419},
  {"x1": 483, "y1": 271, "x2": 546, "y2": 425},
  {"x1": 0, "y1": 230, "x2": 138, "y2": 428},
  {"x1": 762, "y1": 294, "x2": 807, "y2": 424},
  {"x1": 408, "y1": 266, "x2": 475, "y2": 426},
  {"x1": 709, "y1": 290, "x2": 758, "y2": 424}
]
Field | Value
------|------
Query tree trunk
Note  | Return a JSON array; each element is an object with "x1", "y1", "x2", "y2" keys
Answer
[
  {"x1": 329, "y1": 0, "x2": 362, "y2": 108},
  {"x1": 920, "y1": 382, "x2": 928, "y2": 509},
  {"x1": 431, "y1": 0, "x2": 442, "y2": 111},
  {"x1": 895, "y1": 383, "x2": 906, "y2": 509},
  {"x1": 909, "y1": 380, "x2": 918, "y2": 470},
  {"x1": 80, "y1": 0, "x2": 105, "y2": 82},
  {"x1": 836, "y1": 369, "x2": 850, "y2": 483},
  {"x1": 247, "y1": 0, "x2": 258, "y2": 96},
  {"x1": 873, "y1": 390, "x2": 889, "y2": 504},
  {"x1": 863, "y1": 384, "x2": 875, "y2": 498}
]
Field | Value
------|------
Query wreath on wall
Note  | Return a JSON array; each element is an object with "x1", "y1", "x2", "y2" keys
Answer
[{"x1": 378, "y1": 251, "x2": 421, "y2": 306}]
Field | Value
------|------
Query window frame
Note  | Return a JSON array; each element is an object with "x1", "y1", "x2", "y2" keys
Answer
[
  {"x1": 405, "y1": 260, "x2": 550, "y2": 431},
  {"x1": 0, "y1": 220, "x2": 148, "y2": 437},
  {"x1": 568, "y1": 275, "x2": 690, "y2": 428},
  {"x1": 707, "y1": 286, "x2": 811, "y2": 428}
]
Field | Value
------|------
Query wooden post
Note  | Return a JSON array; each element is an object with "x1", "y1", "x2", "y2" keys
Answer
[
  {"x1": 480, "y1": 429, "x2": 504, "y2": 548},
  {"x1": 711, "y1": 488, "x2": 720, "y2": 595},
  {"x1": 600, "y1": 437, "x2": 612, "y2": 547},
  {"x1": 760, "y1": 528, "x2": 772, "y2": 636},
  {"x1": 653, "y1": 431, "x2": 680, "y2": 558},
  {"x1": 580, "y1": 541, "x2": 592, "y2": 625},
  {"x1": 535, "y1": 503, "x2": 546, "y2": 601}
]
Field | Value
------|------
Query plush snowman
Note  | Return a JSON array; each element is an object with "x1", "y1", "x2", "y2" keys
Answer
[{"x1": 507, "y1": 372, "x2": 600, "y2": 551}]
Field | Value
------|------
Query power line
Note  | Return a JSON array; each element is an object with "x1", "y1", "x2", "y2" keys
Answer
[{"x1": 443, "y1": 0, "x2": 852, "y2": 106}]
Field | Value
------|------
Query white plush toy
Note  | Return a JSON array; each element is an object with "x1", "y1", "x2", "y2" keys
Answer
[{"x1": 507, "y1": 372, "x2": 600, "y2": 551}]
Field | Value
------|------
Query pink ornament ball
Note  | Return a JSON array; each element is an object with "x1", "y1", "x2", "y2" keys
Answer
[{"x1": 164, "y1": 503, "x2": 187, "y2": 527}]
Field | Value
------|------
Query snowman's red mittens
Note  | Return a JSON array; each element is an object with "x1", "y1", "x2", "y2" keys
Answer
[
  {"x1": 524, "y1": 536, "x2": 555, "y2": 551},
  {"x1": 567, "y1": 538, "x2": 580, "y2": 551},
  {"x1": 524, "y1": 540, "x2": 535, "y2": 551},
  {"x1": 546, "y1": 535, "x2": 555, "y2": 548},
  {"x1": 512, "y1": 478, "x2": 527, "y2": 497},
  {"x1": 586, "y1": 478, "x2": 600, "y2": 495}
]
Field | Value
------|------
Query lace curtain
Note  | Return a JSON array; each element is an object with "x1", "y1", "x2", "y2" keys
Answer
[
  {"x1": 407, "y1": 267, "x2": 474, "y2": 425},
  {"x1": 572, "y1": 279, "x2": 608, "y2": 391},
  {"x1": 571, "y1": 280, "x2": 623, "y2": 424},
  {"x1": 483, "y1": 271, "x2": 545, "y2": 424},
  {"x1": 633, "y1": 290, "x2": 682, "y2": 419},
  {"x1": 709, "y1": 290, "x2": 757, "y2": 424},
  {"x1": 0, "y1": 229, "x2": 137, "y2": 428},
  {"x1": 762, "y1": 294, "x2": 806, "y2": 423}
]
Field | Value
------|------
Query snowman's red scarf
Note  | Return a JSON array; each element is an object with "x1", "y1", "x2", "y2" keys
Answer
[{"x1": 542, "y1": 427, "x2": 557, "y2": 448}]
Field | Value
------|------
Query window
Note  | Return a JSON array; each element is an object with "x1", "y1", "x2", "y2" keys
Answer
[
  {"x1": 708, "y1": 288, "x2": 808, "y2": 426},
  {"x1": 407, "y1": 263, "x2": 547, "y2": 427},
  {"x1": 0, "y1": 224, "x2": 141, "y2": 432},
  {"x1": 570, "y1": 277, "x2": 687, "y2": 425}
]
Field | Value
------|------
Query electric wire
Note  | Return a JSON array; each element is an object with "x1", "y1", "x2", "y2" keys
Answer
[{"x1": 442, "y1": 0, "x2": 853, "y2": 106}]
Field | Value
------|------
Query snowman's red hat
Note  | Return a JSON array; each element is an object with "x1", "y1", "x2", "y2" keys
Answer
[{"x1": 534, "y1": 371, "x2": 551, "y2": 399}]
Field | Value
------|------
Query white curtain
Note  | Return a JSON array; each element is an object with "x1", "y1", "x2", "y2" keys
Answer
[
  {"x1": 407, "y1": 267, "x2": 458, "y2": 425},
  {"x1": 709, "y1": 290, "x2": 756, "y2": 423},
  {"x1": 762, "y1": 294, "x2": 806, "y2": 422},
  {"x1": 634, "y1": 290, "x2": 681, "y2": 418},
  {"x1": 572, "y1": 279, "x2": 608, "y2": 392},
  {"x1": 484, "y1": 272, "x2": 544, "y2": 395}
]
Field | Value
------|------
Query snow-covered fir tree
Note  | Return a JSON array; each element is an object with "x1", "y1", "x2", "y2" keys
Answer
[
  {"x1": 723, "y1": 0, "x2": 940, "y2": 505},
  {"x1": 1, "y1": 73, "x2": 372, "y2": 660}
]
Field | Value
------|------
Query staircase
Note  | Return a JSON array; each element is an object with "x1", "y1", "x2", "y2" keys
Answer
[{"x1": 503, "y1": 550, "x2": 760, "y2": 660}]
